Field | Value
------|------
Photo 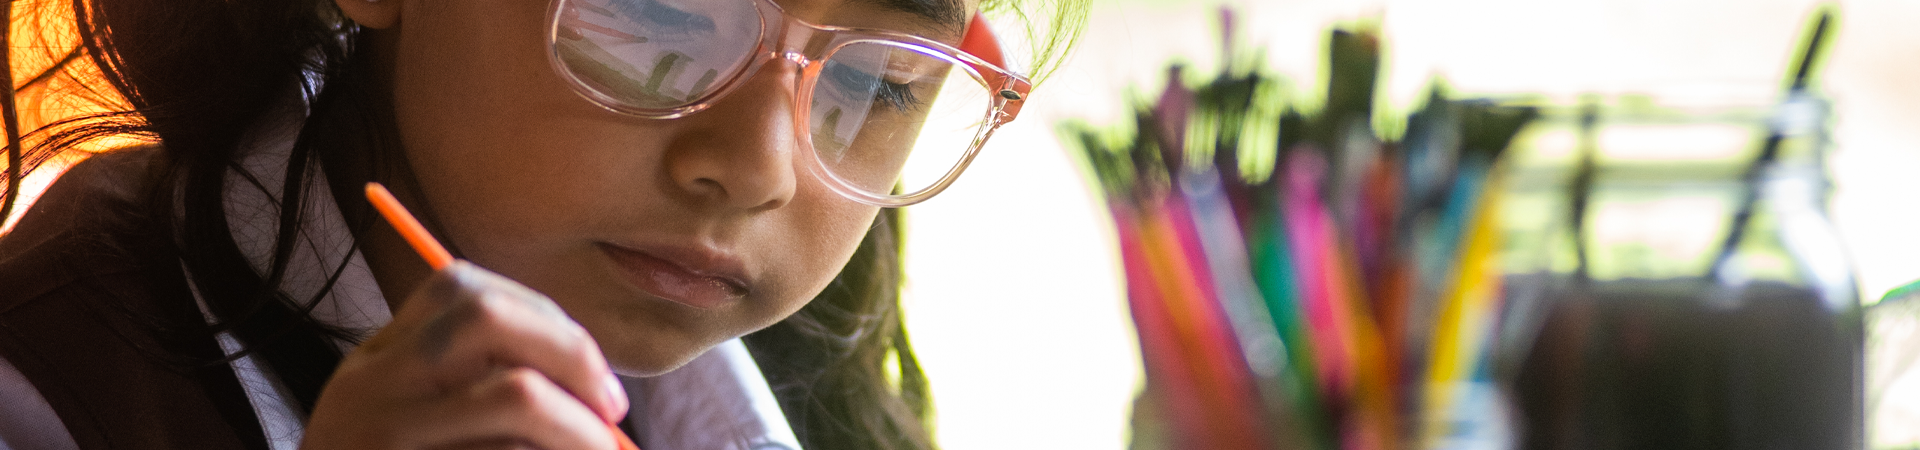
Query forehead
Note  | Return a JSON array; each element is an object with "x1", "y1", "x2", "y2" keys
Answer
[
  {"x1": 850, "y1": 0, "x2": 967, "y2": 28},
  {"x1": 786, "y1": 0, "x2": 971, "y2": 40}
]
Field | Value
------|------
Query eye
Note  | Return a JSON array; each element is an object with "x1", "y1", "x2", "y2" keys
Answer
[{"x1": 823, "y1": 61, "x2": 926, "y2": 113}]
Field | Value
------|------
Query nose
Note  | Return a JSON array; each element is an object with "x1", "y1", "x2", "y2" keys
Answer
[{"x1": 660, "y1": 62, "x2": 800, "y2": 212}]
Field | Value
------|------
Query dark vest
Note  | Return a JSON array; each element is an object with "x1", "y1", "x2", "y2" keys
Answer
[{"x1": 0, "y1": 149, "x2": 266, "y2": 450}]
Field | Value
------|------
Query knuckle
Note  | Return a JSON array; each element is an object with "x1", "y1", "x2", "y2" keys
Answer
[
  {"x1": 562, "y1": 332, "x2": 600, "y2": 364},
  {"x1": 488, "y1": 368, "x2": 548, "y2": 408},
  {"x1": 466, "y1": 294, "x2": 517, "y2": 330},
  {"x1": 553, "y1": 309, "x2": 589, "y2": 336},
  {"x1": 553, "y1": 318, "x2": 595, "y2": 350}
]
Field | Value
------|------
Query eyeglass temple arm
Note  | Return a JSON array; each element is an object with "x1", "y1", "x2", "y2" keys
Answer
[{"x1": 959, "y1": 12, "x2": 1030, "y2": 123}]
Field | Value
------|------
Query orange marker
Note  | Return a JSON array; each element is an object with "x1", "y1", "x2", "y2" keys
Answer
[
  {"x1": 365, "y1": 182, "x2": 455, "y2": 270},
  {"x1": 364, "y1": 182, "x2": 643, "y2": 450}
]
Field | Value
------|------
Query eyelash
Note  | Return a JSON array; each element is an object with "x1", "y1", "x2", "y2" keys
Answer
[{"x1": 824, "y1": 62, "x2": 923, "y2": 112}]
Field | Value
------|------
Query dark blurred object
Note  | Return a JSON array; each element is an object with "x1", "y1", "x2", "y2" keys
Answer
[
  {"x1": 1508, "y1": 8, "x2": 1864, "y2": 450},
  {"x1": 1515, "y1": 280, "x2": 1859, "y2": 449}
]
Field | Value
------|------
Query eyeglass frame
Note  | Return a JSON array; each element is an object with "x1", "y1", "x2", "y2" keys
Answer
[{"x1": 543, "y1": 0, "x2": 1034, "y2": 207}]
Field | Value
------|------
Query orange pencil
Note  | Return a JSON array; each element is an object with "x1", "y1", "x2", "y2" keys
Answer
[
  {"x1": 364, "y1": 182, "x2": 643, "y2": 450},
  {"x1": 365, "y1": 182, "x2": 454, "y2": 270}
]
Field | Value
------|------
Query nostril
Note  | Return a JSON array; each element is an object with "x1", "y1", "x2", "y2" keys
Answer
[{"x1": 690, "y1": 177, "x2": 728, "y2": 199}]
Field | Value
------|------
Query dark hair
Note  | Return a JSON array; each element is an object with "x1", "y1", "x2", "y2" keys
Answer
[{"x1": 0, "y1": 1, "x2": 973, "y2": 449}]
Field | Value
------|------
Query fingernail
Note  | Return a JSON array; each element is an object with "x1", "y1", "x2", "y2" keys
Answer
[{"x1": 603, "y1": 372, "x2": 630, "y2": 422}]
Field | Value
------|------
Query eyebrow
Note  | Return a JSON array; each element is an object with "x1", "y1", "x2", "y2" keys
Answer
[{"x1": 850, "y1": 0, "x2": 968, "y2": 35}]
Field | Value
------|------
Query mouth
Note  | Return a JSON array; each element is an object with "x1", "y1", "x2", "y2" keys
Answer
[{"x1": 597, "y1": 242, "x2": 749, "y2": 309}]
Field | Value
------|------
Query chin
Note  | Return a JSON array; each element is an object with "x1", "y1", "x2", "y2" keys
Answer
[
  {"x1": 599, "y1": 326, "x2": 736, "y2": 377},
  {"x1": 607, "y1": 347, "x2": 702, "y2": 377},
  {"x1": 582, "y1": 288, "x2": 797, "y2": 378}
]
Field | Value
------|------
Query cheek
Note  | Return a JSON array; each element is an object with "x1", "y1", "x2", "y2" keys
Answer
[
  {"x1": 733, "y1": 178, "x2": 883, "y2": 334},
  {"x1": 751, "y1": 185, "x2": 885, "y2": 319}
]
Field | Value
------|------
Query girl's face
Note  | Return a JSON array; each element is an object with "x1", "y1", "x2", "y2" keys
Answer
[{"x1": 351, "y1": 0, "x2": 971, "y2": 375}]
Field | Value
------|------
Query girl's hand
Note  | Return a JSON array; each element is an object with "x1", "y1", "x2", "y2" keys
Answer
[{"x1": 302, "y1": 261, "x2": 630, "y2": 450}]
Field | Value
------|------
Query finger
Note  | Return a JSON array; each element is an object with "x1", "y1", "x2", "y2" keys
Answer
[
  {"x1": 408, "y1": 367, "x2": 620, "y2": 450},
  {"x1": 407, "y1": 266, "x2": 629, "y2": 422},
  {"x1": 351, "y1": 262, "x2": 624, "y2": 419},
  {"x1": 361, "y1": 262, "x2": 491, "y2": 356}
]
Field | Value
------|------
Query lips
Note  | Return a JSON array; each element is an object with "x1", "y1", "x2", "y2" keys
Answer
[{"x1": 597, "y1": 242, "x2": 749, "y2": 309}]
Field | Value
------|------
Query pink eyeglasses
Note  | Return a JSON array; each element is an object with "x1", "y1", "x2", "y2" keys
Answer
[{"x1": 547, "y1": 0, "x2": 1032, "y2": 207}]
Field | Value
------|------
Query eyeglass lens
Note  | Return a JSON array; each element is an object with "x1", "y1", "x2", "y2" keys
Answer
[
  {"x1": 808, "y1": 42, "x2": 991, "y2": 198},
  {"x1": 554, "y1": 0, "x2": 759, "y2": 108},
  {"x1": 552, "y1": 0, "x2": 998, "y2": 201}
]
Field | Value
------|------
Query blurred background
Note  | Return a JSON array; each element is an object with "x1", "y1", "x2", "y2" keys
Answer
[{"x1": 898, "y1": 0, "x2": 1920, "y2": 448}]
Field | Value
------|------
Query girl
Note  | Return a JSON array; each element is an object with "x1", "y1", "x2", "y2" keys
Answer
[{"x1": 0, "y1": 0, "x2": 1082, "y2": 449}]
